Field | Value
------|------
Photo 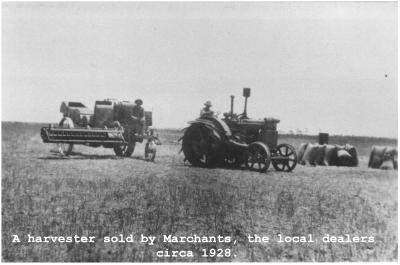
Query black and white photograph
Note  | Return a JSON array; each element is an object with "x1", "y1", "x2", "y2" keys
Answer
[{"x1": 1, "y1": 1, "x2": 398, "y2": 262}]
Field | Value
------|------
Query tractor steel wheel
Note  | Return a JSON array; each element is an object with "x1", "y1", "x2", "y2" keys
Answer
[
  {"x1": 182, "y1": 125, "x2": 224, "y2": 167},
  {"x1": 244, "y1": 142, "x2": 271, "y2": 172},
  {"x1": 272, "y1": 143, "x2": 297, "y2": 172},
  {"x1": 114, "y1": 142, "x2": 135, "y2": 157}
]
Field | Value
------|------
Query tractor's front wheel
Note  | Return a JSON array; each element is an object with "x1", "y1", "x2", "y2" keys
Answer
[
  {"x1": 244, "y1": 142, "x2": 271, "y2": 172},
  {"x1": 271, "y1": 144, "x2": 297, "y2": 172}
]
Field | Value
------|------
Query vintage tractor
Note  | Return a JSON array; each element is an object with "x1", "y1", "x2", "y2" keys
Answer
[
  {"x1": 181, "y1": 88, "x2": 297, "y2": 172},
  {"x1": 40, "y1": 99, "x2": 159, "y2": 161}
]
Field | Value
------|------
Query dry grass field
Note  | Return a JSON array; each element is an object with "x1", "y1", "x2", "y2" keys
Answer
[{"x1": 2, "y1": 122, "x2": 398, "y2": 262}]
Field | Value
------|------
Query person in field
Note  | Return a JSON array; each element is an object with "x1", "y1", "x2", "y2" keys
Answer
[
  {"x1": 131, "y1": 99, "x2": 145, "y2": 136},
  {"x1": 200, "y1": 101, "x2": 215, "y2": 118}
]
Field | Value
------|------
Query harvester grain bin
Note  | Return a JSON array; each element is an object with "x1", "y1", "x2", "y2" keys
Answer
[
  {"x1": 181, "y1": 88, "x2": 297, "y2": 172},
  {"x1": 41, "y1": 99, "x2": 159, "y2": 161}
]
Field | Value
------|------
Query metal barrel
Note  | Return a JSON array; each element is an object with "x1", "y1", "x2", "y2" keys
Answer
[{"x1": 319, "y1": 133, "x2": 329, "y2": 145}]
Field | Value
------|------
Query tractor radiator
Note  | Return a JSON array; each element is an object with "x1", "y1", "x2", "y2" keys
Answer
[{"x1": 40, "y1": 127, "x2": 126, "y2": 144}]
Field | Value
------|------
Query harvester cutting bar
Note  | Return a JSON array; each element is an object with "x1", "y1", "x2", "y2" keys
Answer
[{"x1": 40, "y1": 127, "x2": 126, "y2": 144}]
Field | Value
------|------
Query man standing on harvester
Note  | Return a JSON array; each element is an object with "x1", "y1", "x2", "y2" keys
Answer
[{"x1": 131, "y1": 99, "x2": 144, "y2": 136}]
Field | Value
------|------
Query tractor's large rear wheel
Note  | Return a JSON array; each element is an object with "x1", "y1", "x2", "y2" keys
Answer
[
  {"x1": 224, "y1": 154, "x2": 243, "y2": 168},
  {"x1": 182, "y1": 125, "x2": 224, "y2": 167}
]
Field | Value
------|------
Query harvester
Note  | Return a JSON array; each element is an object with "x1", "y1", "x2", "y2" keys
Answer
[
  {"x1": 181, "y1": 88, "x2": 297, "y2": 172},
  {"x1": 40, "y1": 99, "x2": 159, "y2": 161}
]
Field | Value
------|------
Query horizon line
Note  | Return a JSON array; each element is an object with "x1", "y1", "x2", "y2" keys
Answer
[{"x1": 2, "y1": 120, "x2": 397, "y2": 141}]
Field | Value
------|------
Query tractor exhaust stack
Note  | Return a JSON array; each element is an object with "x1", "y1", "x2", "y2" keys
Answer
[
  {"x1": 230, "y1": 95, "x2": 235, "y2": 117},
  {"x1": 243, "y1": 87, "x2": 251, "y2": 118}
]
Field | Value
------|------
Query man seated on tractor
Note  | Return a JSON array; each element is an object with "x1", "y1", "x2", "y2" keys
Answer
[
  {"x1": 131, "y1": 99, "x2": 145, "y2": 136},
  {"x1": 200, "y1": 100, "x2": 215, "y2": 118}
]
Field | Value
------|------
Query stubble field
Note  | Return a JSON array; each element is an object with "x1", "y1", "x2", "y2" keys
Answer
[{"x1": 1, "y1": 122, "x2": 398, "y2": 262}]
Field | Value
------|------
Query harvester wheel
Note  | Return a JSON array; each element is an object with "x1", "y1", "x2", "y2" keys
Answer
[
  {"x1": 114, "y1": 142, "x2": 135, "y2": 157},
  {"x1": 271, "y1": 143, "x2": 297, "y2": 172},
  {"x1": 181, "y1": 124, "x2": 224, "y2": 167},
  {"x1": 58, "y1": 143, "x2": 73, "y2": 156},
  {"x1": 145, "y1": 140, "x2": 156, "y2": 162},
  {"x1": 114, "y1": 127, "x2": 136, "y2": 157},
  {"x1": 244, "y1": 142, "x2": 271, "y2": 172},
  {"x1": 58, "y1": 117, "x2": 74, "y2": 156}
]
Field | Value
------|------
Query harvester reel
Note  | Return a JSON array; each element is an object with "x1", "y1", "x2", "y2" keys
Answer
[
  {"x1": 244, "y1": 142, "x2": 271, "y2": 172},
  {"x1": 182, "y1": 124, "x2": 224, "y2": 167},
  {"x1": 271, "y1": 143, "x2": 297, "y2": 172}
]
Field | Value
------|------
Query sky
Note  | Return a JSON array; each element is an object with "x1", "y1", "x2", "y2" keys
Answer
[{"x1": 2, "y1": 1, "x2": 398, "y2": 138}]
